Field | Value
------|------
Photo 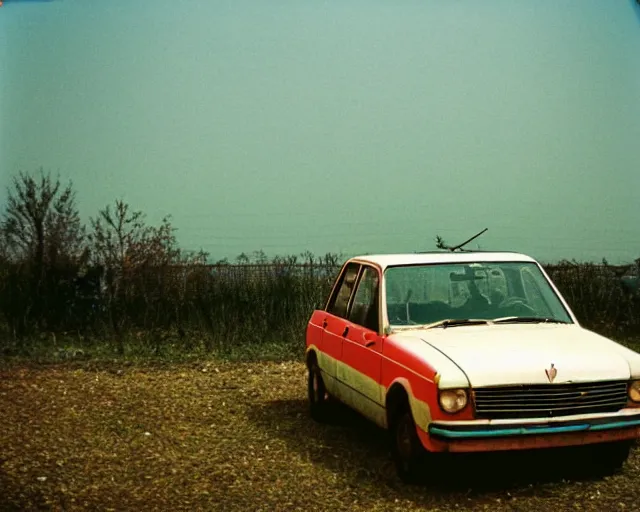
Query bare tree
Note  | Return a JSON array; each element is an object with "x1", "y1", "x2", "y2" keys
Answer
[
  {"x1": 1, "y1": 169, "x2": 85, "y2": 266},
  {"x1": 90, "y1": 200, "x2": 142, "y2": 278},
  {"x1": 89, "y1": 200, "x2": 187, "y2": 269},
  {"x1": 88, "y1": 199, "x2": 206, "y2": 353},
  {"x1": 0, "y1": 169, "x2": 87, "y2": 337}
]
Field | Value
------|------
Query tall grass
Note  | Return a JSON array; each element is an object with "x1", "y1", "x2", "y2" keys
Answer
[
  {"x1": 0, "y1": 253, "x2": 340, "y2": 359},
  {"x1": 185, "y1": 258, "x2": 337, "y2": 354},
  {"x1": 0, "y1": 253, "x2": 638, "y2": 360},
  {"x1": 545, "y1": 260, "x2": 640, "y2": 337}
]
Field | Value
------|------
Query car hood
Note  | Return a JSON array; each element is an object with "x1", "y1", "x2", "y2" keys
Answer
[{"x1": 402, "y1": 324, "x2": 640, "y2": 388}]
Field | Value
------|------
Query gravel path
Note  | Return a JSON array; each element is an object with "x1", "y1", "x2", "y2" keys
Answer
[{"x1": 1, "y1": 361, "x2": 638, "y2": 511}]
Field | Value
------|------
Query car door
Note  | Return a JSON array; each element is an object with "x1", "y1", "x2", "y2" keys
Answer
[
  {"x1": 340, "y1": 265, "x2": 384, "y2": 421},
  {"x1": 320, "y1": 262, "x2": 361, "y2": 388}
]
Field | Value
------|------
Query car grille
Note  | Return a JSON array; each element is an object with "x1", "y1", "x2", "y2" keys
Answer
[{"x1": 472, "y1": 380, "x2": 629, "y2": 420}]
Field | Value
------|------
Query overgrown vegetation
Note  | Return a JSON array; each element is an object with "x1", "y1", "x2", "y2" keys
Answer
[
  {"x1": 545, "y1": 260, "x2": 640, "y2": 338},
  {"x1": 0, "y1": 169, "x2": 639, "y2": 361}
]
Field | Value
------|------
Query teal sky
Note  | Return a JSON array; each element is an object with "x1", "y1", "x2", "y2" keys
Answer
[{"x1": 2, "y1": 0, "x2": 639, "y2": 263}]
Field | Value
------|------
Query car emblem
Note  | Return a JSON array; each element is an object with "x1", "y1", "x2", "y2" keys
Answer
[{"x1": 545, "y1": 363, "x2": 557, "y2": 383}]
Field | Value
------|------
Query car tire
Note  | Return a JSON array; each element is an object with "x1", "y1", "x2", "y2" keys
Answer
[
  {"x1": 308, "y1": 363, "x2": 330, "y2": 422},
  {"x1": 589, "y1": 440, "x2": 633, "y2": 475},
  {"x1": 390, "y1": 409, "x2": 427, "y2": 484}
]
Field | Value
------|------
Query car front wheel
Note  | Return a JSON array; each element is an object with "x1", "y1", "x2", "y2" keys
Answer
[{"x1": 390, "y1": 410, "x2": 427, "y2": 484}]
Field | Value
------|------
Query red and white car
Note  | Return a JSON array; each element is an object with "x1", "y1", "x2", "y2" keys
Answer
[{"x1": 305, "y1": 252, "x2": 640, "y2": 481}]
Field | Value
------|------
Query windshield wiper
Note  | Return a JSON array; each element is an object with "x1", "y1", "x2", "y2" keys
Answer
[
  {"x1": 424, "y1": 318, "x2": 491, "y2": 330},
  {"x1": 493, "y1": 316, "x2": 569, "y2": 325},
  {"x1": 397, "y1": 316, "x2": 569, "y2": 333}
]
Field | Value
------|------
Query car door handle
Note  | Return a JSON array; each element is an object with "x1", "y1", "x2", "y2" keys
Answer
[
  {"x1": 342, "y1": 326, "x2": 349, "y2": 337},
  {"x1": 322, "y1": 319, "x2": 328, "y2": 329},
  {"x1": 365, "y1": 340, "x2": 376, "y2": 348}
]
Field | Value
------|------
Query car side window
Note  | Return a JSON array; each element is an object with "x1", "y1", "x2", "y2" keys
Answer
[
  {"x1": 348, "y1": 267, "x2": 380, "y2": 332},
  {"x1": 326, "y1": 262, "x2": 361, "y2": 319}
]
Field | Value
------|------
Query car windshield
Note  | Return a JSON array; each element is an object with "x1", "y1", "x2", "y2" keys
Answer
[{"x1": 384, "y1": 261, "x2": 573, "y2": 327}]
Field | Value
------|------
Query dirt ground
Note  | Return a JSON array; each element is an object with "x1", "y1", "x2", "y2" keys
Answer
[{"x1": 1, "y1": 361, "x2": 639, "y2": 511}]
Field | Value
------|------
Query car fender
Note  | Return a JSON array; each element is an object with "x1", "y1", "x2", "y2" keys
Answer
[{"x1": 385, "y1": 377, "x2": 432, "y2": 431}]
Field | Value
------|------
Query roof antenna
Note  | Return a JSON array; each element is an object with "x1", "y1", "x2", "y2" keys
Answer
[{"x1": 437, "y1": 228, "x2": 488, "y2": 252}]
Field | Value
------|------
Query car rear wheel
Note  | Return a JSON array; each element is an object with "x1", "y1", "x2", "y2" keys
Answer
[
  {"x1": 308, "y1": 363, "x2": 330, "y2": 422},
  {"x1": 390, "y1": 409, "x2": 427, "y2": 484}
]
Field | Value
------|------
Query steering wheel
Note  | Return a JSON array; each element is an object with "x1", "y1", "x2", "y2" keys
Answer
[{"x1": 499, "y1": 296, "x2": 536, "y2": 314}]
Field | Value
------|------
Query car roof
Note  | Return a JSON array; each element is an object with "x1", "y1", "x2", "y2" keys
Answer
[{"x1": 349, "y1": 251, "x2": 537, "y2": 270}]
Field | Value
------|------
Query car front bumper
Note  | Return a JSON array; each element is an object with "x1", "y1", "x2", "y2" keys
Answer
[{"x1": 424, "y1": 409, "x2": 640, "y2": 453}]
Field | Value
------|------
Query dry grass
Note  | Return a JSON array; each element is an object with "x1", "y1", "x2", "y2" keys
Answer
[{"x1": 1, "y1": 361, "x2": 639, "y2": 512}]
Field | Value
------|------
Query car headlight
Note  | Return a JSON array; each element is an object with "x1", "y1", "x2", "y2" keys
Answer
[
  {"x1": 629, "y1": 380, "x2": 640, "y2": 403},
  {"x1": 439, "y1": 389, "x2": 468, "y2": 413}
]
